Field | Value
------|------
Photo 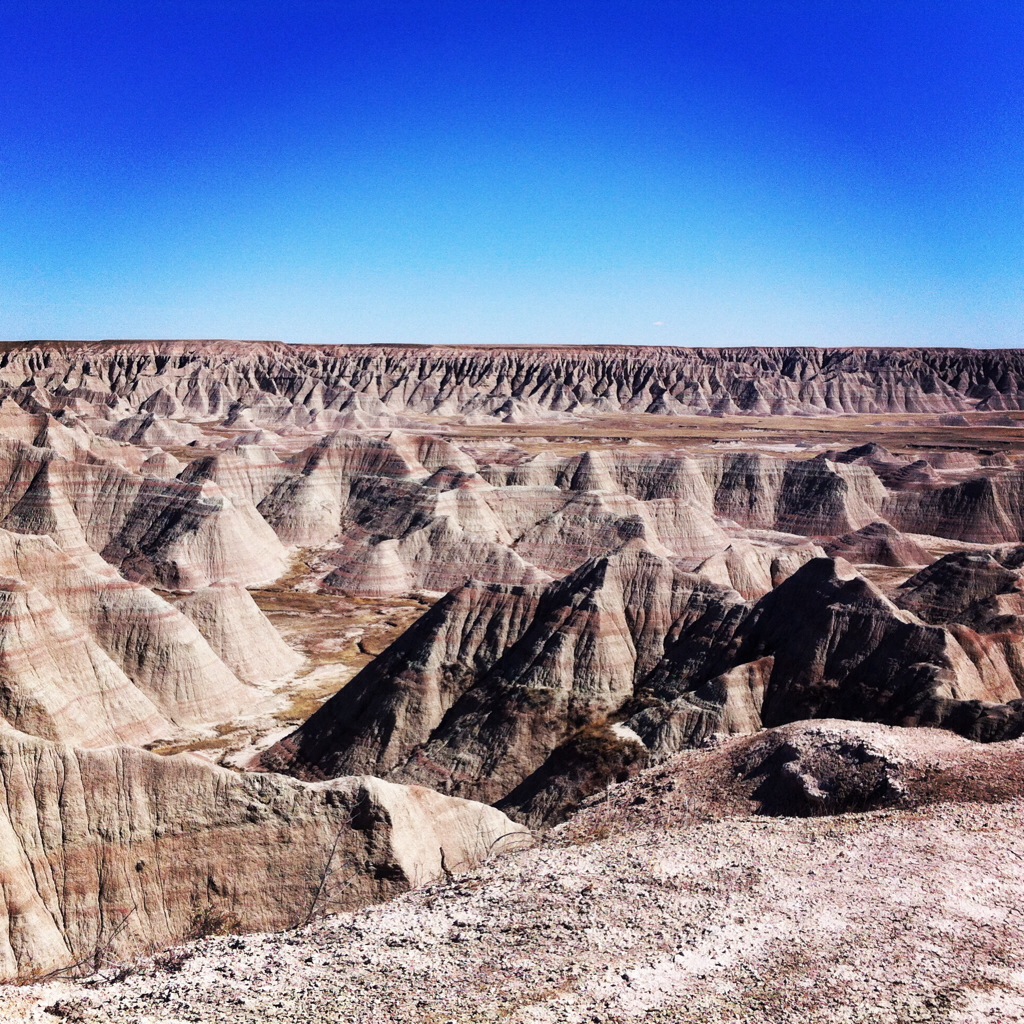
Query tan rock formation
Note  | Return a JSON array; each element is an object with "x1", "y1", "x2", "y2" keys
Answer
[
  {"x1": 824, "y1": 520, "x2": 933, "y2": 567},
  {"x1": 4, "y1": 342, "x2": 1022, "y2": 419},
  {"x1": 0, "y1": 438, "x2": 289, "y2": 589},
  {"x1": 174, "y1": 583, "x2": 303, "y2": 684},
  {"x1": 0, "y1": 727, "x2": 525, "y2": 981},
  {"x1": 0, "y1": 529, "x2": 261, "y2": 745}
]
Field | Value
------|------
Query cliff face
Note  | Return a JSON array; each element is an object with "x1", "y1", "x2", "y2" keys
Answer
[
  {"x1": 5, "y1": 342, "x2": 1024, "y2": 419},
  {"x1": 0, "y1": 727, "x2": 524, "y2": 981}
]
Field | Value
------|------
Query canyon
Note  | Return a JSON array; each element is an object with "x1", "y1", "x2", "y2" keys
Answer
[{"x1": 1, "y1": 341, "x2": 1024, "y2": 1020}]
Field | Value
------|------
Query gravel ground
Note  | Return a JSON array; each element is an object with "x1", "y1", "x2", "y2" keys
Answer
[{"x1": 8, "y1": 797, "x2": 1024, "y2": 1024}]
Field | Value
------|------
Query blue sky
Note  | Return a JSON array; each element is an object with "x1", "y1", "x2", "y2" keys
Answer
[{"x1": 1, "y1": 1, "x2": 1021, "y2": 346}]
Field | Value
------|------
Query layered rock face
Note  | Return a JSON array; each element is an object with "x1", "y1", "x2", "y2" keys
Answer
[
  {"x1": 133, "y1": 433, "x2": 1024, "y2": 601},
  {"x1": 0, "y1": 436, "x2": 288, "y2": 590},
  {"x1": 4, "y1": 341, "x2": 1024, "y2": 607},
  {"x1": 4, "y1": 345, "x2": 1024, "y2": 784},
  {"x1": 4, "y1": 339, "x2": 1024, "y2": 982},
  {"x1": 261, "y1": 541, "x2": 744, "y2": 800},
  {"x1": 261, "y1": 542, "x2": 1024, "y2": 824},
  {"x1": 143, "y1": 432, "x2": 1024, "y2": 598},
  {"x1": 0, "y1": 726, "x2": 524, "y2": 980},
  {"x1": 0, "y1": 529, "x2": 271, "y2": 746},
  {"x1": 823, "y1": 520, "x2": 932, "y2": 567},
  {"x1": 173, "y1": 583, "x2": 303, "y2": 684},
  {"x1": 6, "y1": 342, "x2": 1024, "y2": 420}
]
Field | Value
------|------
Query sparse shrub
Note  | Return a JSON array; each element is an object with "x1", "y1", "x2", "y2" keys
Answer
[
  {"x1": 185, "y1": 902, "x2": 241, "y2": 940},
  {"x1": 151, "y1": 947, "x2": 194, "y2": 973},
  {"x1": 499, "y1": 720, "x2": 650, "y2": 828},
  {"x1": 42, "y1": 999, "x2": 88, "y2": 1021}
]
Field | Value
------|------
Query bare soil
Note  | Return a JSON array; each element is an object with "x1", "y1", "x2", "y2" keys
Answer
[{"x1": 147, "y1": 554, "x2": 434, "y2": 765}]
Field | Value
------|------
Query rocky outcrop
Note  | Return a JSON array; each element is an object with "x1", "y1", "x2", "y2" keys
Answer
[
  {"x1": 0, "y1": 576, "x2": 169, "y2": 747},
  {"x1": 882, "y1": 475, "x2": 1020, "y2": 544},
  {"x1": 7, "y1": 340, "x2": 1024, "y2": 994},
  {"x1": 557, "y1": 718, "x2": 1024, "y2": 831},
  {"x1": 24, "y1": 719, "x2": 1024, "y2": 1024},
  {"x1": 262, "y1": 547, "x2": 1024, "y2": 819},
  {"x1": 0, "y1": 530, "x2": 263, "y2": 746},
  {"x1": 259, "y1": 541, "x2": 749, "y2": 801},
  {"x1": 6, "y1": 342, "x2": 1024, "y2": 420},
  {"x1": 824, "y1": 521, "x2": 933, "y2": 567},
  {"x1": 6, "y1": 359, "x2": 1024, "y2": 606},
  {"x1": 0, "y1": 727, "x2": 525, "y2": 981},
  {"x1": 694, "y1": 538, "x2": 825, "y2": 597},
  {"x1": 220, "y1": 434, "x2": 1024, "y2": 596},
  {"x1": 0, "y1": 438, "x2": 288, "y2": 589},
  {"x1": 895, "y1": 550, "x2": 1024, "y2": 630},
  {"x1": 173, "y1": 583, "x2": 304, "y2": 684}
]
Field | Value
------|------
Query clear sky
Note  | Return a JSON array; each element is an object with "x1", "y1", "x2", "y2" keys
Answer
[{"x1": 1, "y1": 1, "x2": 1021, "y2": 347}]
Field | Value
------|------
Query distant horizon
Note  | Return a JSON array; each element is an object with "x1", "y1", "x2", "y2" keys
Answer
[{"x1": 2, "y1": 3, "x2": 1021, "y2": 348}]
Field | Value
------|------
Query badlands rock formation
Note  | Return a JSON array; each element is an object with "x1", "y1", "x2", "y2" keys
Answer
[
  {"x1": 0, "y1": 726, "x2": 523, "y2": 980},
  {"x1": 0, "y1": 529, "x2": 262, "y2": 747},
  {"x1": 4, "y1": 340, "x2": 1024, "y2": 988},
  {"x1": 173, "y1": 584, "x2": 303, "y2": 684},
  {"x1": 6, "y1": 342, "x2": 1024, "y2": 420},
  {"x1": 823, "y1": 520, "x2": 933, "y2": 567},
  {"x1": 17, "y1": 721, "x2": 1024, "y2": 1024},
  {"x1": 5, "y1": 342, "x2": 1024, "y2": 612},
  {"x1": 262, "y1": 543, "x2": 1024, "y2": 823}
]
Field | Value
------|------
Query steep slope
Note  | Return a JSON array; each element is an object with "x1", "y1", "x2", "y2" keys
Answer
[
  {"x1": 0, "y1": 530, "x2": 267, "y2": 746},
  {"x1": 6, "y1": 342, "x2": 1024, "y2": 419},
  {"x1": 0, "y1": 726, "x2": 525, "y2": 981},
  {"x1": 259, "y1": 541, "x2": 747, "y2": 801},
  {"x1": 261, "y1": 547, "x2": 1024, "y2": 819},
  {"x1": 173, "y1": 583, "x2": 303, "y2": 684},
  {"x1": 824, "y1": 520, "x2": 933, "y2": 567},
  {"x1": 0, "y1": 438, "x2": 289, "y2": 589},
  {"x1": 0, "y1": 577, "x2": 170, "y2": 746},
  {"x1": 894, "y1": 549, "x2": 1024, "y2": 630}
]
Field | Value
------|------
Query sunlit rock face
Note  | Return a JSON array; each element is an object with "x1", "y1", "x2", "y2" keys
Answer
[
  {"x1": 6, "y1": 342, "x2": 1024, "y2": 420},
  {"x1": 0, "y1": 727, "x2": 524, "y2": 980},
  {"x1": 0, "y1": 529, "x2": 262, "y2": 746},
  {"x1": 4, "y1": 340, "x2": 1024, "y2": 979}
]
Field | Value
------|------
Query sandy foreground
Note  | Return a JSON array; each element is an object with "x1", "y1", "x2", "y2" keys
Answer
[{"x1": 6, "y1": 797, "x2": 1024, "y2": 1024}]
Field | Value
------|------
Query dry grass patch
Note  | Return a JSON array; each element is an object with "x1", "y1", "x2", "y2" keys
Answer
[
  {"x1": 436, "y1": 412, "x2": 1024, "y2": 459},
  {"x1": 250, "y1": 571, "x2": 435, "y2": 727}
]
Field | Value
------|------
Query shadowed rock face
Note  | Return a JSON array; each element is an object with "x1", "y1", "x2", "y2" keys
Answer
[
  {"x1": 261, "y1": 541, "x2": 749, "y2": 803},
  {"x1": 260, "y1": 547, "x2": 1024, "y2": 823},
  {"x1": 0, "y1": 437, "x2": 288, "y2": 590},
  {"x1": 0, "y1": 727, "x2": 525, "y2": 981},
  {"x1": 895, "y1": 549, "x2": 1024, "y2": 630}
]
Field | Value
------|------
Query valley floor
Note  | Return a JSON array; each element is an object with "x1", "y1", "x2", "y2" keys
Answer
[{"x1": 11, "y1": 797, "x2": 1024, "y2": 1024}]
